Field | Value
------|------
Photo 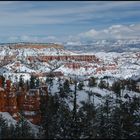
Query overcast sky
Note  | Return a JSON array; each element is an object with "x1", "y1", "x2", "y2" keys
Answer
[{"x1": 0, "y1": 1, "x2": 140, "y2": 43}]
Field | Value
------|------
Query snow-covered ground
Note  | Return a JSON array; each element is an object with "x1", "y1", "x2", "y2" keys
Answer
[
  {"x1": 0, "y1": 45, "x2": 139, "y2": 80},
  {"x1": 0, "y1": 112, "x2": 17, "y2": 126}
]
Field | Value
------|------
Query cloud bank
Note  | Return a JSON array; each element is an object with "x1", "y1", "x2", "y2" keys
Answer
[
  {"x1": 7, "y1": 35, "x2": 60, "y2": 43},
  {"x1": 66, "y1": 24, "x2": 140, "y2": 45},
  {"x1": 79, "y1": 24, "x2": 140, "y2": 40},
  {"x1": 6, "y1": 24, "x2": 140, "y2": 44}
]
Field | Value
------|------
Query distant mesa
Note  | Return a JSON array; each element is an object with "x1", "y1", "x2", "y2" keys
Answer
[{"x1": 4, "y1": 42, "x2": 64, "y2": 49}]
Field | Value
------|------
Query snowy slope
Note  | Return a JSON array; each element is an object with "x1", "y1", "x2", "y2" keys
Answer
[
  {"x1": 0, "y1": 44, "x2": 140, "y2": 81},
  {"x1": 0, "y1": 112, "x2": 39, "y2": 137},
  {"x1": 0, "y1": 112, "x2": 17, "y2": 126}
]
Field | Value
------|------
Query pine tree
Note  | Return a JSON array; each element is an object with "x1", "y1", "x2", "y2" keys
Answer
[
  {"x1": 95, "y1": 105, "x2": 107, "y2": 138},
  {"x1": 0, "y1": 115, "x2": 9, "y2": 139},
  {"x1": 30, "y1": 75, "x2": 36, "y2": 89},
  {"x1": 78, "y1": 81, "x2": 84, "y2": 90},
  {"x1": 0, "y1": 75, "x2": 5, "y2": 88},
  {"x1": 88, "y1": 77, "x2": 97, "y2": 87},
  {"x1": 41, "y1": 94, "x2": 60, "y2": 139},
  {"x1": 14, "y1": 117, "x2": 34, "y2": 139},
  {"x1": 63, "y1": 79, "x2": 70, "y2": 93},
  {"x1": 46, "y1": 77, "x2": 53, "y2": 93},
  {"x1": 59, "y1": 82, "x2": 65, "y2": 98},
  {"x1": 41, "y1": 92, "x2": 82, "y2": 139},
  {"x1": 36, "y1": 78, "x2": 40, "y2": 87},
  {"x1": 19, "y1": 75, "x2": 24, "y2": 88},
  {"x1": 70, "y1": 79, "x2": 78, "y2": 139},
  {"x1": 95, "y1": 96, "x2": 113, "y2": 139},
  {"x1": 119, "y1": 96, "x2": 140, "y2": 139},
  {"x1": 78, "y1": 94, "x2": 97, "y2": 139},
  {"x1": 111, "y1": 107, "x2": 122, "y2": 139},
  {"x1": 37, "y1": 126, "x2": 46, "y2": 139},
  {"x1": 26, "y1": 80, "x2": 30, "y2": 91},
  {"x1": 7, "y1": 124, "x2": 15, "y2": 139},
  {"x1": 112, "y1": 81, "x2": 121, "y2": 97},
  {"x1": 98, "y1": 79, "x2": 106, "y2": 89}
]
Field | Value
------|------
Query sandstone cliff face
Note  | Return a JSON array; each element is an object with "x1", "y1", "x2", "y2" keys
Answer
[{"x1": 28, "y1": 55, "x2": 99, "y2": 63}]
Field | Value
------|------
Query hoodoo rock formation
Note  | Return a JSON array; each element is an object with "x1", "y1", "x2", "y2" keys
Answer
[{"x1": 0, "y1": 78, "x2": 48, "y2": 125}]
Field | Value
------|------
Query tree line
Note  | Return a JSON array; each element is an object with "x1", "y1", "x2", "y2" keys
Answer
[{"x1": 0, "y1": 75, "x2": 140, "y2": 139}]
